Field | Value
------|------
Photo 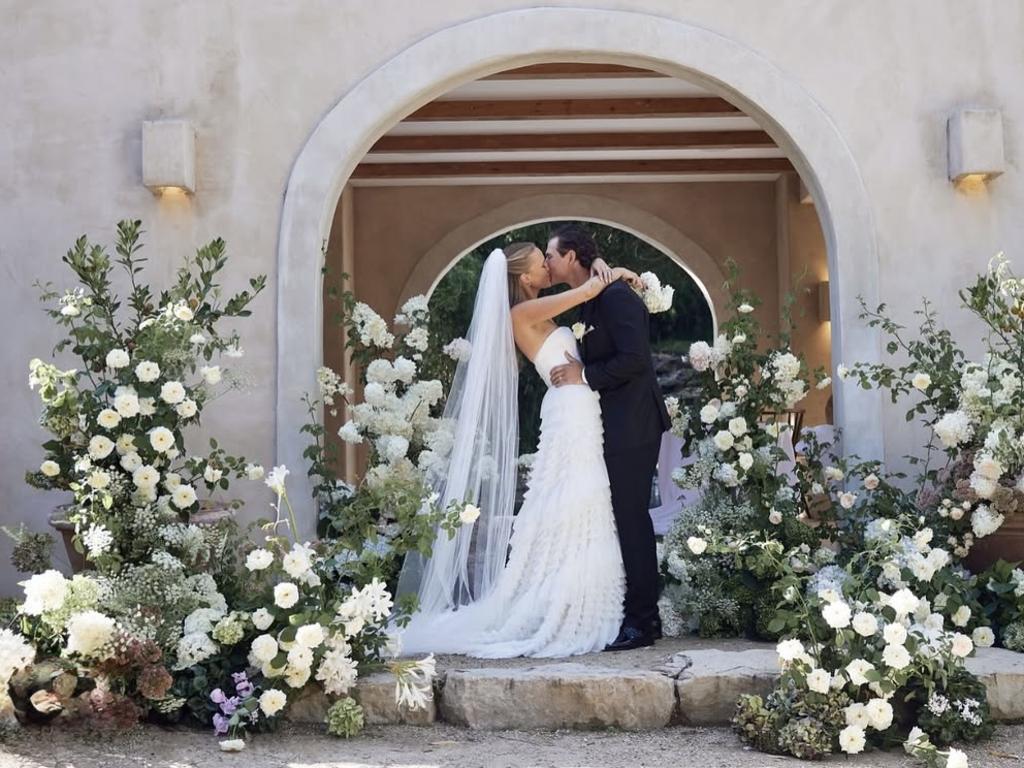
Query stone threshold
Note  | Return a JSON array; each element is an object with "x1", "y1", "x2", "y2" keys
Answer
[{"x1": 287, "y1": 639, "x2": 1024, "y2": 730}]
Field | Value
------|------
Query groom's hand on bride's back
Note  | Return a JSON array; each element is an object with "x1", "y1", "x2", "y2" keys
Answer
[{"x1": 551, "y1": 352, "x2": 584, "y2": 387}]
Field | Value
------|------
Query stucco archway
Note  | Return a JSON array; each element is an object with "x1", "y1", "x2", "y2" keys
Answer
[
  {"x1": 276, "y1": 7, "x2": 883, "y2": 529},
  {"x1": 396, "y1": 194, "x2": 726, "y2": 331}
]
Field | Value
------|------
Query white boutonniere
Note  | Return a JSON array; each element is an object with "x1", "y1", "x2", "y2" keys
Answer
[{"x1": 571, "y1": 322, "x2": 594, "y2": 341}]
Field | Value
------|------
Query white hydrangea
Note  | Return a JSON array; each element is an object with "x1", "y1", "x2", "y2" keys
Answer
[
  {"x1": 0, "y1": 629, "x2": 35, "y2": 685},
  {"x1": 65, "y1": 610, "x2": 116, "y2": 659},
  {"x1": 443, "y1": 337, "x2": 472, "y2": 362},
  {"x1": 933, "y1": 410, "x2": 974, "y2": 449},
  {"x1": 971, "y1": 505, "x2": 1004, "y2": 538},
  {"x1": 19, "y1": 569, "x2": 68, "y2": 615}
]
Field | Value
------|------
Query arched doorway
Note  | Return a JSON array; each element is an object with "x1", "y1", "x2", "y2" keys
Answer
[{"x1": 276, "y1": 8, "x2": 883, "y2": 530}]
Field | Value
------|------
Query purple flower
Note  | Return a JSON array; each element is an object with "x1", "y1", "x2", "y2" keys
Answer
[
  {"x1": 220, "y1": 696, "x2": 240, "y2": 716},
  {"x1": 212, "y1": 713, "x2": 230, "y2": 735},
  {"x1": 236, "y1": 680, "x2": 255, "y2": 698},
  {"x1": 231, "y1": 671, "x2": 249, "y2": 685},
  {"x1": 210, "y1": 688, "x2": 227, "y2": 704}
]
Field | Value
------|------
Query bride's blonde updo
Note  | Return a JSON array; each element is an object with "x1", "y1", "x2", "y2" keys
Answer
[{"x1": 504, "y1": 241, "x2": 538, "y2": 307}]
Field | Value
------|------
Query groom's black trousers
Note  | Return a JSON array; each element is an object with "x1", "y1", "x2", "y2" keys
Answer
[{"x1": 605, "y1": 439, "x2": 662, "y2": 630}]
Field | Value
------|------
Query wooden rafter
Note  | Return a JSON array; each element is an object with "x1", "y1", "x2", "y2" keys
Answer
[
  {"x1": 352, "y1": 158, "x2": 793, "y2": 178},
  {"x1": 405, "y1": 97, "x2": 740, "y2": 121},
  {"x1": 370, "y1": 130, "x2": 775, "y2": 153}
]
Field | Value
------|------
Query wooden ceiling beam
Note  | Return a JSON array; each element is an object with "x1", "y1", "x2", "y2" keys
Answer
[
  {"x1": 371, "y1": 130, "x2": 776, "y2": 153},
  {"x1": 405, "y1": 97, "x2": 740, "y2": 121},
  {"x1": 352, "y1": 157, "x2": 794, "y2": 178}
]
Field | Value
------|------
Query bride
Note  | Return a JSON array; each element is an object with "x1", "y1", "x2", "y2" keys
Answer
[{"x1": 397, "y1": 242, "x2": 641, "y2": 658}]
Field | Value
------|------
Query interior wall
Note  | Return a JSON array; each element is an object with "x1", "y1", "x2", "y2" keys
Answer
[{"x1": 783, "y1": 175, "x2": 832, "y2": 426}]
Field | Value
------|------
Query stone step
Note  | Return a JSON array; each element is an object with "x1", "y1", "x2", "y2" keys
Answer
[{"x1": 286, "y1": 645, "x2": 1024, "y2": 729}]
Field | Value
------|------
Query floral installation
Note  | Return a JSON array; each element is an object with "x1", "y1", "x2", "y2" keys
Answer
[
  {"x1": 843, "y1": 254, "x2": 1024, "y2": 557},
  {"x1": 27, "y1": 220, "x2": 264, "y2": 577},
  {"x1": 306, "y1": 283, "x2": 476, "y2": 609}
]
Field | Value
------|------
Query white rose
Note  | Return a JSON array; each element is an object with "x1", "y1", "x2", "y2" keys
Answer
[
  {"x1": 295, "y1": 624, "x2": 325, "y2": 649},
  {"x1": 88, "y1": 435, "x2": 115, "y2": 460},
  {"x1": 40, "y1": 459, "x2": 60, "y2": 477},
  {"x1": 134, "y1": 361, "x2": 160, "y2": 383},
  {"x1": 713, "y1": 430, "x2": 735, "y2": 452},
  {"x1": 911, "y1": 372, "x2": 932, "y2": 391},
  {"x1": 97, "y1": 408, "x2": 122, "y2": 429},
  {"x1": 768, "y1": 509, "x2": 783, "y2": 525},
  {"x1": 86, "y1": 470, "x2": 110, "y2": 490},
  {"x1": 972, "y1": 626, "x2": 995, "y2": 648},
  {"x1": 163, "y1": 472, "x2": 182, "y2": 491},
  {"x1": 460, "y1": 504, "x2": 481, "y2": 525},
  {"x1": 737, "y1": 452, "x2": 754, "y2": 472},
  {"x1": 950, "y1": 633, "x2": 973, "y2": 658},
  {"x1": 246, "y1": 549, "x2": 274, "y2": 571},
  {"x1": 882, "y1": 643, "x2": 912, "y2": 669},
  {"x1": 845, "y1": 702, "x2": 871, "y2": 728},
  {"x1": 838, "y1": 725, "x2": 866, "y2": 754},
  {"x1": 172, "y1": 303, "x2": 194, "y2": 322},
  {"x1": 245, "y1": 463, "x2": 265, "y2": 480},
  {"x1": 201, "y1": 366, "x2": 222, "y2": 386},
  {"x1": 845, "y1": 658, "x2": 875, "y2": 686},
  {"x1": 839, "y1": 491, "x2": 857, "y2": 509},
  {"x1": 160, "y1": 381, "x2": 186, "y2": 405},
  {"x1": 258, "y1": 689, "x2": 287, "y2": 717},
  {"x1": 822, "y1": 601, "x2": 852, "y2": 629},
  {"x1": 274, "y1": 582, "x2": 299, "y2": 609},
  {"x1": 776, "y1": 638, "x2": 805, "y2": 662},
  {"x1": 951, "y1": 605, "x2": 971, "y2": 627},
  {"x1": 865, "y1": 698, "x2": 894, "y2": 730},
  {"x1": 686, "y1": 537, "x2": 708, "y2": 555},
  {"x1": 251, "y1": 634, "x2": 279, "y2": 664},
  {"x1": 946, "y1": 748, "x2": 969, "y2": 768},
  {"x1": 852, "y1": 612, "x2": 878, "y2": 637},
  {"x1": 149, "y1": 426, "x2": 175, "y2": 453},
  {"x1": 252, "y1": 608, "x2": 274, "y2": 631},
  {"x1": 132, "y1": 465, "x2": 160, "y2": 489},
  {"x1": 114, "y1": 392, "x2": 140, "y2": 418},
  {"x1": 863, "y1": 473, "x2": 880, "y2": 490},
  {"x1": 883, "y1": 622, "x2": 907, "y2": 645},
  {"x1": 806, "y1": 668, "x2": 830, "y2": 694},
  {"x1": 728, "y1": 417, "x2": 748, "y2": 437},
  {"x1": 171, "y1": 484, "x2": 197, "y2": 509},
  {"x1": 105, "y1": 349, "x2": 130, "y2": 369},
  {"x1": 176, "y1": 399, "x2": 198, "y2": 418},
  {"x1": 889, "y1": 589, "x2": 920, "y2": 618},
  {"x1": 699, "y1": 404, "x2": 719, "y2": 424},
  {"x1": 139, "y1": 397, "x2": 156, "y2": 416}
]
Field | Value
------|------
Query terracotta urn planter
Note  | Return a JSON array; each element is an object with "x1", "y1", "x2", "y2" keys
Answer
[{"x1": 966, "y1": 513, "x2": 1024, "y2": 573}]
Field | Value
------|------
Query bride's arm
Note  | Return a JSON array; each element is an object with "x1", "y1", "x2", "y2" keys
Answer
[{"x1": 511, "y1": 276, "x2": 606, "y2": 326}]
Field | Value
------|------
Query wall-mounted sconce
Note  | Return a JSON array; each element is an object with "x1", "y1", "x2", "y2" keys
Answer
[
  {"x1": 142, "y1": 119, "x2": 195, "y2": 194},
  {"x1": 947, "y1": 108, "x2": 1004, "y2": 187},
  {"x1": 817, "y1": 280, "x2": 830, "y2": 324}
]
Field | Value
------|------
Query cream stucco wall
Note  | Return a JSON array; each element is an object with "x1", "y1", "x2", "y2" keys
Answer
[{"x1": 1, "y1": 1, "x2": 1021, "y2": 594}]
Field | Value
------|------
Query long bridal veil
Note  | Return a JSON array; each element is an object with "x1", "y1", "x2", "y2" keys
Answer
[{"x1": 396, "y1": 249, "x2": 519, "y2": 617}]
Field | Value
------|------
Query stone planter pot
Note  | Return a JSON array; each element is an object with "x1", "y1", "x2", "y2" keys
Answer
[
  {"x1": 49, "y1": 500, "x2": 235, "y2": 574},
  {"x1": 966, "y1": 512, "x2": 1024, "y2": 573},
  {"x1": 47, "y1": 506, "x2": 86, "y2": 574}
]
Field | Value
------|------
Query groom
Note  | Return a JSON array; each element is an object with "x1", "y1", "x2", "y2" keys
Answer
[{"x1": 546, "y1": 224, "x2": 671, "y2": 651}]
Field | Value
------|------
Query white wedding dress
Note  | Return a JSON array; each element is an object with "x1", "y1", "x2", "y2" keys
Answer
[{"x1": 400, "y1": 326, "x2": 625, "y2": 658}]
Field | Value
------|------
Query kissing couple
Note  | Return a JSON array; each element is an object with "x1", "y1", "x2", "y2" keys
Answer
[{"x1": 398, "y1": 224, "x2": 670, "y2": 657}]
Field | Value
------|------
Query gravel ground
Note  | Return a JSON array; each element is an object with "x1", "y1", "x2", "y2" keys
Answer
[{"x1": 2, "y1": 723, "x2": 1023, "y2": 768}]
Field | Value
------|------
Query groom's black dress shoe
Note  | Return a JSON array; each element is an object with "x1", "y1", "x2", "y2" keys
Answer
[
  {"x1": 604, "y1": 625, "x2": 654, "y2": 652},
  {"x1": 650, "y1": 616, "x2": 663, "y2": 641}
]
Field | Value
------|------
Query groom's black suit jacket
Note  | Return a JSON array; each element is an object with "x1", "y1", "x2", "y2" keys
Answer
[{"x1": 579, "y1": 281, "x2": 670, "y2": 452}]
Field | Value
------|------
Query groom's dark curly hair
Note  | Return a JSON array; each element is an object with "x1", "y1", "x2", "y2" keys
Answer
[{"x1": 550, "y1": 223, "x2": 599, "y2": 269}]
